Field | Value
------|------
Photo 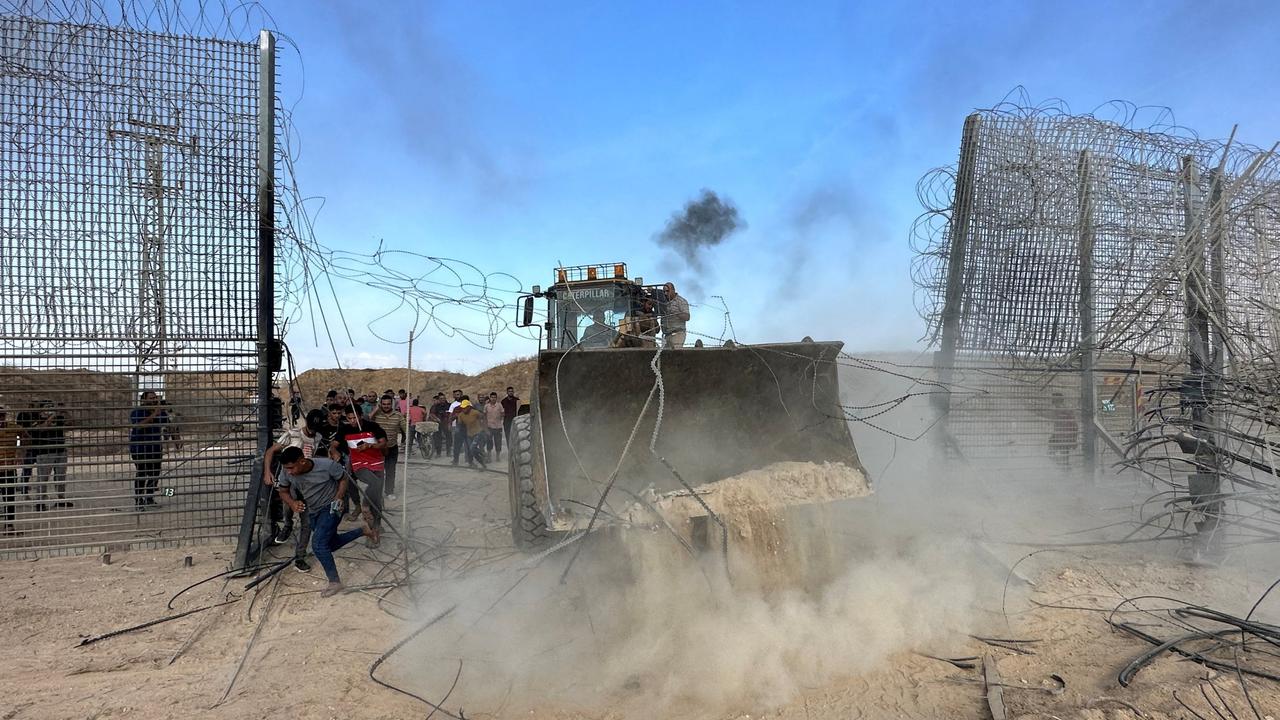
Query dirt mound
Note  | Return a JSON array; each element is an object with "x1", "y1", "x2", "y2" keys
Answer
[
  {"x1": 653, "y1": 461, "x2": 871, "y2": 518},
  {"x1": 646, "y1": 461, "x2": 872, "y2": 592},
  {"x1": 293, "y1": 357, "x2": 536, "y2": 408}
]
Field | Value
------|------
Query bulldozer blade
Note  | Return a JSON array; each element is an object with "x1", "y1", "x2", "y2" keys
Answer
[{"x1": 531, "y1": 341, "x2": 865, "y2": 531}]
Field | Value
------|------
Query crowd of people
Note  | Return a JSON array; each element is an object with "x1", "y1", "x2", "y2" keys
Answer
[
  {"x1": 0, "y1": 393, "x2": 185, "y2": 534},
  {"x1": 261, "y1": 385, "x2": 522, "y2": 596}
]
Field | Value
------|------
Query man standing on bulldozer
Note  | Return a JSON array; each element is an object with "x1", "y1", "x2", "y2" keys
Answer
[{"x1": 661, "y1": 282, "x2": 690, "y2": 348}]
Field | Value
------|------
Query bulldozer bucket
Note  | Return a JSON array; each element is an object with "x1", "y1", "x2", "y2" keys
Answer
[{"x1": 528, "y1": 341, "x2": 865, "y2": 532}]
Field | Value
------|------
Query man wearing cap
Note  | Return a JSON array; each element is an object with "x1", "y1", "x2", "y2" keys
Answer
[
  {"x1": 129, "y1": 391, "x2": 181, "y2": 510},
  {"x1": 454, "y1": 398, "x2": 487, "y2": 468}
]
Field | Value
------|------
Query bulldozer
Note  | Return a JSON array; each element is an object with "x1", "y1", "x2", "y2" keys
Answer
[{"x1": 508, "y1": 262, "x2": 867, "y2": 549}]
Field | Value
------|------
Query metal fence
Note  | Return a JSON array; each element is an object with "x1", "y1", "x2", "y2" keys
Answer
[
  {"x1": 0, "y1": 15, "x2": 272, "y2": 557},
  {"x1": 944, "y1": 355, "x2": 1164, "y2": 472},
  {"x1": 915, "y1": 101, "x2": 1280, "y2": 475},
  {"x1": 915, "y1": 103, "x2": 1280, "y2": 363}
]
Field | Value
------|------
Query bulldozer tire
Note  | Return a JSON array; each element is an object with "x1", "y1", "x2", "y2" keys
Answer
[{"x1": 509, "y1": 415, "x2": 548, "y2": 549}]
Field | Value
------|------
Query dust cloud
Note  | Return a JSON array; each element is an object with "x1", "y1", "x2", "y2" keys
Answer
[{"x1": 398, "y1": 458, "x2": 1007, "y2": 717}]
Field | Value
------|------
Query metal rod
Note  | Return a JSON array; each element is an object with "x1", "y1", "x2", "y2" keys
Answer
[{"x1": 403, "y1": 330, "x2": 413, "y2": 604}]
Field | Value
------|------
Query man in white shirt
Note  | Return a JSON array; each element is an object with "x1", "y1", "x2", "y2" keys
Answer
[{"x1": 448, "y1": 389, "x2": 466, "y2": 465}]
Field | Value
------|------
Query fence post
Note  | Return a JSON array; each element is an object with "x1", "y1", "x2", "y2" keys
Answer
[
  {"x1": 1207, "y1": 169, "x2": 1229, "y2": 387},
  {"x1": 934, "y1": 113, "x2": 983, "y2": 450},
  {"x1": 1076, "y1": 150, "x2": 1097, "y2": 483},
  {"x1": 1180, "y1": 156, "x2": 1223, "y2": 553},
  {"x1": 234, "y1": 29, "x2": 276, "y2": 570}
]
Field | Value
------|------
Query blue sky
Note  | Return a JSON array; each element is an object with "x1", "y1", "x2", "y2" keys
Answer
[{"x1": 260, "y1": 0, "x2": 1280, "y2": 372}]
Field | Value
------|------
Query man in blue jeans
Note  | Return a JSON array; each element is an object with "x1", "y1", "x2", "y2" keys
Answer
[{"x1": 275, "y1": 447, "x2": 378, "y2": 597}]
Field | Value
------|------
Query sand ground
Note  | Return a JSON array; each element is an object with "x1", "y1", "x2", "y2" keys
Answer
[{"x1": 3, "y1": 458, "x2": 1280, "y2": 719}]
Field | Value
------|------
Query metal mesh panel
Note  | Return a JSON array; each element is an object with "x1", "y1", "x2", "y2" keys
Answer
[
  {"x1": 914, "y1": 106, "x2": 1280, "y2": 362},
  {"x1": 946, "y1": 358, "x2": 1083, "y2": 470},
  {"x1": 946, "y1": 356, "x2": 1160, "y2": 471},
  {"x1": 0, "y1": 16, "x2": 262, "y2": 557}
]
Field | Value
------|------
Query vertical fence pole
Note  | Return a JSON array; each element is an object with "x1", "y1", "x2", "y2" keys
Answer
[
  {"x1": 934, "y1": 113, "x2": 983, "y2": 450},
  {"x1": 1207, "y1": 169, "x2": 1229, "y2": 392},
  {"x1": 1180, "y1": 155, "x2": 1223, "y2": 553},
  {"x1": 1076, "y1": 150, "x2": 1097, "y2": 483},
  {"x1": 1202, "y1": 168, "x2": 1229, "y2": 549},
  {"x1": 233, "y1": 29, "x2": 276, "y2": 570}
]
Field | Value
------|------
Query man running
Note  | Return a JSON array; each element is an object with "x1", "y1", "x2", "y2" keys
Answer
[
  {"x1": 262, "y1": 408, "x2": 326, "y2": 572},
  {"x1": 275, "y1": 447, "x2": 377, "y2": 597},
  {"x1": 454, "y1": 399, "x2": 487, "y2": 469}
]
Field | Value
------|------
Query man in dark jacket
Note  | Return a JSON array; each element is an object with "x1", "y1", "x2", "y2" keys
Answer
[
  {"x1": 28, "y1": 401, "x2": 70, "y2": 511},
  {"x1": 129, "y1": 391, "x2": 180, "y2": 509}
]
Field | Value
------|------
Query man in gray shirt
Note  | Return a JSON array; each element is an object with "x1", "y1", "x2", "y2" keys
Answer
[
  {"x1": 276, "y1": 446, "x2": 378, "y2": 597},
  {"x1": 661, "y1": 282, "x2": 691, "y2": 348}
]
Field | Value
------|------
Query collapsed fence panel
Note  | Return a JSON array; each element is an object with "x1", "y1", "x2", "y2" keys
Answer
[
  {"x1": 916, "y1": 101, "x2": 1280, "y2": 479},
  {"x1": 0, "y1": 15, "x2": 270, "y2": 557}
]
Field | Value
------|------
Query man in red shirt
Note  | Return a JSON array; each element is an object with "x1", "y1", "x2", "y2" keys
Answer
[
  {"x1": 333, "y1": 407, "x2": 388, "y2": 546},
  {"x1": 407, "y1": 399, "x2": 428, "y2": 457}
]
